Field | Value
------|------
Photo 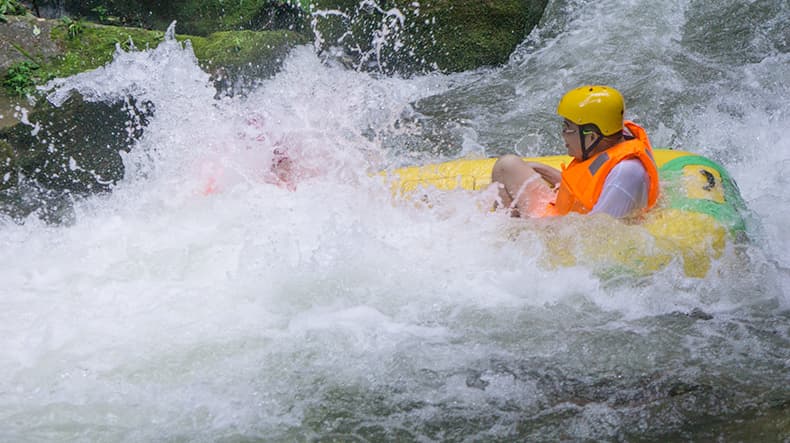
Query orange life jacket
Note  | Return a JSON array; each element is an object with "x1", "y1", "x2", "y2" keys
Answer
[{"x1": 548, "y1": 121, "x2": 660, "y2": 216}]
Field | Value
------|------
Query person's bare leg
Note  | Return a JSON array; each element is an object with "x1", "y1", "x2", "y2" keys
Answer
[{"x1": 492, "y1": 154, "x2": 549, "y2": 217}]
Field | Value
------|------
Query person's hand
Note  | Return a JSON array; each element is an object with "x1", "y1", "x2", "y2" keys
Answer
[{"x1": 524, "y1": 162, "x2": 561, "y2": 188}]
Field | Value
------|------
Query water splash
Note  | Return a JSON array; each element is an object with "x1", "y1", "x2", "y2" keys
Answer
[
  {"x1": 1, "y1": 1, "x2": 789, "y2": 440},
  {"x1": 44, "y1": 22, "x2": 212, "y2": 108},
  {"x1": 309, "y1": 0, "x2": 430, "y2": 74}
]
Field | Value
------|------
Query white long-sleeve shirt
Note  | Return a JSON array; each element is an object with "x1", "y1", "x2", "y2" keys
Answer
[{"x1": 589, "y1": 159, "x2": 650, "y2": 218}]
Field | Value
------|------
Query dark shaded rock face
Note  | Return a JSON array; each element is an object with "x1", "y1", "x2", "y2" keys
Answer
[
  {"x1": 0, "y1": 93, "x2": 153, "y2": 222},
  {"x1": 310, "y1": 0, "x2": 548, "y2": 75},
  {"x1": 0, "y1": 139, "x2": 17, "y2": 190}
]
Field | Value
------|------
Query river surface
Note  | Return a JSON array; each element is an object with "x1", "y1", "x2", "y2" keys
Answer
[{"x1": 1, "y1": 0, "x2": 789, "y2": 441}]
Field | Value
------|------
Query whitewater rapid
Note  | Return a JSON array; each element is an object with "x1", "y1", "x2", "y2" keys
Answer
[{"x1": 1, "y1": 0, "x2": 789, "y2": 440}]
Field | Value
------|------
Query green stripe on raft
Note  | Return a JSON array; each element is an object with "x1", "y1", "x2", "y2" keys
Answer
[{"x1": 659, "y1": 154, "x2": 747, "y2": 235}]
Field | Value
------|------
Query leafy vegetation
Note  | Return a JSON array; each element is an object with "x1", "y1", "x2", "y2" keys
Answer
[
  {"x1": 91, "y1": 5, "x2": 108, "y2": 23},
  {"x1": 2, "y1": 61, "x2": 43, "y2": 96},
  {"x1": 60, "y1": 16, "x2": 86, "y2": 39},
  {"x1": 0, "y1": 0, "x2": 26, "y2": 22}
]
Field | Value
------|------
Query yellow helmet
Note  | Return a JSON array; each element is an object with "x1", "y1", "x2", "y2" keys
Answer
[{"x1": 557, "y1": 85, "x2": 625, "y2": 136}]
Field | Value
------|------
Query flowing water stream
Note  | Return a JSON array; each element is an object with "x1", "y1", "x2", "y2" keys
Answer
[{"x1": 1, "y1": 0, "x2": 789, "y2": 441}]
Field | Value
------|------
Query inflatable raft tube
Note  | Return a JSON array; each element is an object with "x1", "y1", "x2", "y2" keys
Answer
[{"x1": 382, "y1": 149, "x2": 748, "y2": 278}]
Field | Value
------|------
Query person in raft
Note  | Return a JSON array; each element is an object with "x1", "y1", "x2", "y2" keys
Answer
[{"x1": 491, "y1": 85, "x2": 660, "y2": 218}]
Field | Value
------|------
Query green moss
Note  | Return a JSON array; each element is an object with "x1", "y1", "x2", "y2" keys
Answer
[
  {"x1": 188, "y1": 29, "x2": 307, "y2": 74},
  {"x1": 45, "y1": 22, "x2": 165, "y2": 78},
  {"x1": 35, "y1": 21, "x2": 306, "y2": 85}
]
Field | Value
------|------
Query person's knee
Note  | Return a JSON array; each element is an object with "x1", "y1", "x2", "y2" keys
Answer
[{"x1": 492, "y1": 154, "x2": 525, "y2": 181}]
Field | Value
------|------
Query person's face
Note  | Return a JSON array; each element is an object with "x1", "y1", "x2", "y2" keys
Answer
[{"x1": 561, "y1": 119, "x2": 596, "y2": 160}]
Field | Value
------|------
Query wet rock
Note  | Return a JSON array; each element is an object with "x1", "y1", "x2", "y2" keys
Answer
[
  {"x1": 464, "y1": 370, "x2": 490, "y2": 390},
  {"x1": 0, "y1": 181, "x2": 77, "y2": 224},
  {"x1": 1, "y1": 15, "x2": 307, "y2": 100},
  {"x1": 688, "y1": 307, "x2": 714, "y2": 320},
  {"x1": 310, "y1": 0, "x2": 549, "y2": 75},
  {"x1": 0, "y1": 16, "x2": 59, "y2": 126},
  {"x1": 189, "y1": 29, "x2": 309, "y2": 96},
  {"x1": 0, "y1": 92, "x2": 152, "y2": 193},
  {"x1": 0, "y1": 16, "x2": 62, "y2": 72},
  {"x1": 0, "y1": 92, "x2": 153, "y2": 221},
  {"x1": 0, "y1": 139, "x2": 17, "y2": 191},
  {"x1": 61, "y1": 0, "x2": 308, "y2": 36},
  {"x1": 667, "y1": 380, "x2": 702, "y2": 397}
]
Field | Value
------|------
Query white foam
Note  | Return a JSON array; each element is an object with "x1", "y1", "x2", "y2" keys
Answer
[{"x1": 2, "y1": 2, "x2": 788, "y2": 438}]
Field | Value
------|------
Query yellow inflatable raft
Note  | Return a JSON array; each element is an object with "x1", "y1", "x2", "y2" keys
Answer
[{"x1": 383, "y1": 149, "x2": 748, "y2": 278}]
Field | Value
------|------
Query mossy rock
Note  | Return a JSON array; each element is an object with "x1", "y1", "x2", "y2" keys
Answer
[
  {"x1": 43, "y1": 22, "x2": 307, "y2": 95},
  {"x1": 62, "y1": 0, "x2": 308, "y2": 36},
  {"x1": 189, "y1": 29, "x2": 309, "y2": 80},
  {"x1": 45, "y1": 21, "x2": 306, "y2": 81},
  {"x1": 45, "y1": 21, "x2": 168, "y2": 79},
  {"x1": 309, "y1": 0, "x2": 548, "y2": 75},
  {"x1": 0, "y1": 19, "x2": 307, "y2": 96}
]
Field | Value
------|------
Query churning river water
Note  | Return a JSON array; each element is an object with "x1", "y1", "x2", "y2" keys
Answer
[{"x1": 1, "y1": 0, "x2": 789, "y2": 441}]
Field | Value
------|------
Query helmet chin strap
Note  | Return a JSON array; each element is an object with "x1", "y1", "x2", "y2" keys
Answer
[{"x1": 579, "y1": 130, "x2": 603, "y2": 161}]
